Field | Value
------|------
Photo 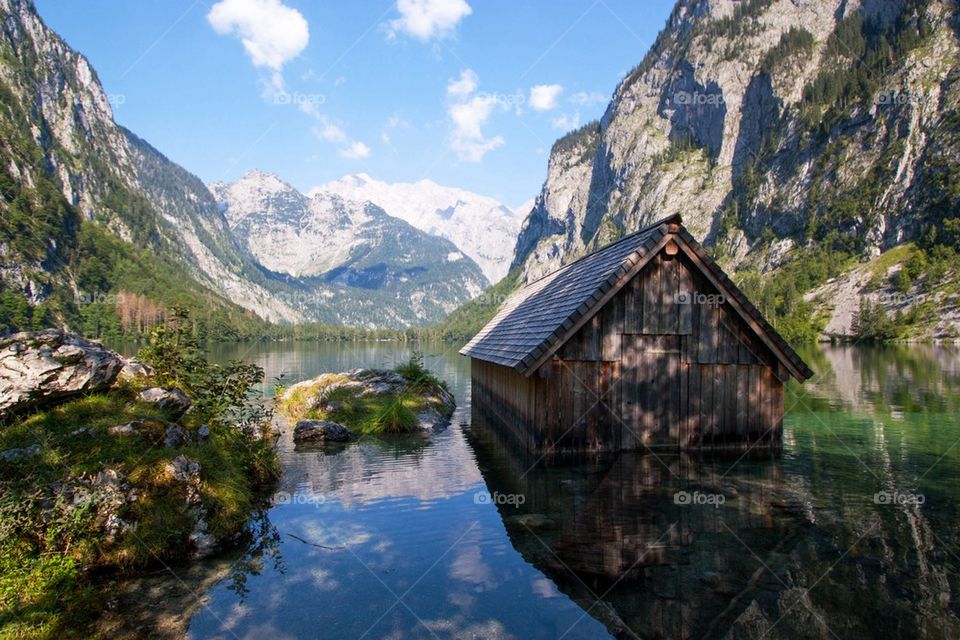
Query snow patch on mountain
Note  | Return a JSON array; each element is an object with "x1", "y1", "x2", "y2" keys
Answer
[{"x1": 314, "y1": 173, "x2": 527, "y2": 283}]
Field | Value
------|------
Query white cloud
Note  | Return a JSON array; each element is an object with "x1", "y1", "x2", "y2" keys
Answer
[
  {"x1": 315, "y1": 123, "x2": 347, "y2": 144},
  {"x1": 389, "y1": 0, "x2": 472, "y2": 41},
  {"x1": 529, "y1": 84, "x2": 563, "y2": 111},
  {"x1": 381, "y1": 114, "x2": 411, "y2": 145},
  {"x1": 570, "y1": 90, "x2": 606, "y2": 106},
  {"x1": 551, "y1": 111, "x2": 580, "y2": 131},
  {"x1": 447, "y1": 69, "x2": 478, "y2": 98},
  {"x1": 311, "y1": 118, "x2": 369, "y2": 159},
  {"x1": 208, "y1": 0, "x2": 309, "y2": 71},
  {"x1": 339, "y1": 141, "x2": 371, "y2": 159},
  {"x1": 448, "y1": 94, "x2": 504, "y2": 162}
]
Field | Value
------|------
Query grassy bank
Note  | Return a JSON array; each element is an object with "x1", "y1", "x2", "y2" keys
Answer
[{"x1": 0, "y1": 316, "x2": 279, "y2": 639}]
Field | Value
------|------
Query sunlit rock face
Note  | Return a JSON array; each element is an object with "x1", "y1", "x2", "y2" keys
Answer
[{"x1": 512, "y1": 0, "x2": 960, "y2": 331}]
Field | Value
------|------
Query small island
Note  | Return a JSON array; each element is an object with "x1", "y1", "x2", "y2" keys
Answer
[{"x1": 277, "y1": 353, "x2": 456, "y2": 443}]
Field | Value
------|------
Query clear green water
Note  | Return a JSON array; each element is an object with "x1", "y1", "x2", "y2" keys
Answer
[{"x1": 172, "y1": 342, "x2": 959, "y2": 639}]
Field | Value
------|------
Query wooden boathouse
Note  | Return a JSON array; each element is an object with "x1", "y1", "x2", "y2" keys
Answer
[{"x1": 461, "y1": 214, "x2": 813, "y2": 454}]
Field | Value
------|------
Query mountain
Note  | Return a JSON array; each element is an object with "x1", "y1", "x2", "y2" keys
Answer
[
  {"x1": 510, "y1": 0, "x2": 960, "y2": 342},
  {"x1": 211, "y1": 171, "x2": 488, "y2": 327},
  {"x1": 0, "y1": 0, "x2": 302, "y2": 336},
  {"x1": 317, "y1": 173, "x2": 526, "y2": 283}
]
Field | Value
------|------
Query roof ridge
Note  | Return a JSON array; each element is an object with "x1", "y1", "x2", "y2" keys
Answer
[{"x1": 515, "y1": 213, "x2": 681, "y2": 291}]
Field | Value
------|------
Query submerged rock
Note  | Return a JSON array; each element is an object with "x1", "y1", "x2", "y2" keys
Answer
[
  {"x1": 138, "y1": 386, "x2": 192, "y2": 420},
  {"x1": 0, "y1": 329, "x2": 123, "y2": 417},
  {"x1": 293, "y1": 419, "x2": 354, "y2": 443}
]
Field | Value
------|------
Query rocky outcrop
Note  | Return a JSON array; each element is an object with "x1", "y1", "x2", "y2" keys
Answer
[
  {"x1": 279, "y1": 367, "x2": 456, "y2": 436},
  {"x1": 293, "y1": 419, "x2": 355, "y2": 443},
  {"x1": 511, "y1": 0, "x2": 960, "y2": 334},
  {"x1": 0, "y1": 330, "x2": 123, "y2": 416},
  {"x1": 138, "y1": 387, "x2": 192, "y2": 420}
]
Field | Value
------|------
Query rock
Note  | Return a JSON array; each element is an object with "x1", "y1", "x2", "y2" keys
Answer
[
  {"x1": 117, "y1": 357, "x2": 154, "y2": 382},
  {"x1": 189, "y1": 516, "x2": 218, "y2": 559},
  {"x1": 416, "y1": 408, "x2": 451, "y2": 433},
  {"x1": 293, "y1": 419, "x2": 354, "y2": 443},
  {"x1": 197, "y1": 424, "x2": 210, "y2": 439},
  {"x1": 0, "y1": 443, "x2": 41, "y2": 462},
  {"x1": 107, "y1": 418, "x2": 170, "y2": 440},
  {"x1": 163, "y1": 424, "x2": 190, "y2": 448},
  {"x1": 138, "y1": 386, "x2": 191, "y2": 420},
  {"x1": 348, "y1": 368, "x2": 406, "y2": 396},
  {"x1": 165, "y1": 455, "x2": 201, "y2": 483},
  {"x1": 0, "y1": 329, "x2": 123, "y2": 417},
  {"x1": 108, "y1": 422, "x2": 139, "y2": 436}
]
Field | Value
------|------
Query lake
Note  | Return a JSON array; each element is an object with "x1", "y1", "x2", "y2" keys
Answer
[{"x1": 157, "y1": 341, "x2": 959, "y2": 639}]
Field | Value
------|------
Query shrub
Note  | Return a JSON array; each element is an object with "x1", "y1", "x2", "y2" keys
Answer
[
  {"x1": 851, "y1": 297, "x2": 899, "y2": 343},
  {"x1": 138, "y1": 308, "x2": 269, "y2": 432}
]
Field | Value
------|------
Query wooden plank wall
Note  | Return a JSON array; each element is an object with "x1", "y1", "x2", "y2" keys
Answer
[{"x1": 472, "y1": 250, "x2": 786, "y2": 454}]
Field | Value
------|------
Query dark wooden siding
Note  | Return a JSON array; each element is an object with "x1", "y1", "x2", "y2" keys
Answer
[{"x1": 472, "y1": 250, "x2": 785, "y2": 454}]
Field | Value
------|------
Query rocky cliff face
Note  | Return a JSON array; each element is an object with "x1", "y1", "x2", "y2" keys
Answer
[
  {"x1": 211, "y1": 171, "x2": 488, "y2": 327},
  {"x1": 511, "y1": 0, "x2": 960, "y2": 338},
  {"x1": 0, "y1": 0, "x2": 299, "y2": 324}
]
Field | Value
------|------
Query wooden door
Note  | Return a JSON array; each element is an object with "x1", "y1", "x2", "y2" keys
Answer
[{"x1": 622, "y1": 335, "x2": 681, "y2": 449}]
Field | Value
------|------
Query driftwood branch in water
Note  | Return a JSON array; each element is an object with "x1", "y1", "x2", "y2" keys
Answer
[{"x1": 285, "y1": 532, "x2": 343, "y2": 550}]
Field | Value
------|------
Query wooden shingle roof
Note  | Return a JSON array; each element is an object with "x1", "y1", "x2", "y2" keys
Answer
[{"x1": 460, "y1": 214, "x2": 813, "y2": 382}]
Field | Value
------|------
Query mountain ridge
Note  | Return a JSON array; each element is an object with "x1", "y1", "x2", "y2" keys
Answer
[
  {"x1": 211, "y1": 170, "x2": 489, "y2": 328},
  {"x1": 317, "y1": 173, "x2": 526, "y2": 283}
]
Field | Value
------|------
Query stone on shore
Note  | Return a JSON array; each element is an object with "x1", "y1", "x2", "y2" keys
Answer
[
  {"x1": 0, "y1": 329, "x2": 123, "y2": 417},
  {"x1": 138, "y1": 386, "x2": 192, "y2": 420}
]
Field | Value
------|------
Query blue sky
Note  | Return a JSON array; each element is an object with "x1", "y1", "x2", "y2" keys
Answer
[{"x1": 35, "y1": 0, "x2": 675, "y2": 206}]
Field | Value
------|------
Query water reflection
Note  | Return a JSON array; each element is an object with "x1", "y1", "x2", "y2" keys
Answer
[
  {"x1": 468, "y1": 344, "x2": 960, "y2": 639},
  {"x1": 126, "y1": 341, "x2": 960, "y2": 639}
]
